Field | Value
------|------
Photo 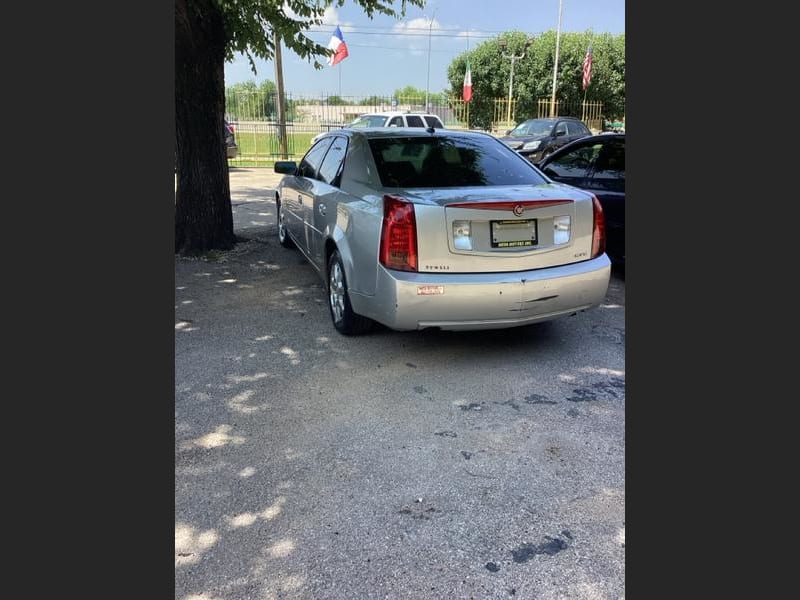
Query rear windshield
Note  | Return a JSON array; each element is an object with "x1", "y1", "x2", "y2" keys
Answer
[{"x1": 368, "y1": 135, "x2": 548, "y2": 188}]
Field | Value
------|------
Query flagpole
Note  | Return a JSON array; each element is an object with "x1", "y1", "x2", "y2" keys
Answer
[
  {"x1": 466, "y1": 33, "x2": 470, "y2": 129},
  {"x1": 550, "y1": 0, "x2": 564, "y2": 117},
  {"x1": 582, "y1": 88, "x2": 587, "y2": 123}
]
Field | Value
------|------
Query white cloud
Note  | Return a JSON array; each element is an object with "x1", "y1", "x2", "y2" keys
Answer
[
  {"x1": 390, "y1": 17, "x2": 442, "y2": 55},
  {"x1": 393, "y1": 17, "x2": 442, "y2": 37},
  {"x1": 321, "y1": 6, "x2": 354, "y2": 31}
]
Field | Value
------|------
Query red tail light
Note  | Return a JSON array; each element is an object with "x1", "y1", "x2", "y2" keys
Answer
[
  {"x1": 591, "y1": 195, "x2": 606, "y2": 258},
  {"x1": 380, "y1": 195, "x2": 418, "y2": 272}
]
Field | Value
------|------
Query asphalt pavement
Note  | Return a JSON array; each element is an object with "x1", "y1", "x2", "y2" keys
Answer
[{"x1": 175, "y1": 168, "x2": 625, "y2": 600}]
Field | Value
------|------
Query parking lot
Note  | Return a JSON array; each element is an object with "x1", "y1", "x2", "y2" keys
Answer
[{"x1": 175, "y1": 168, "x2": 625, "y2": 599}]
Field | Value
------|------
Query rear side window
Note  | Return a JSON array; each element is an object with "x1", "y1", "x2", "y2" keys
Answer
[
  {"x1": 388, "y1": 116, "x2": 404, "y2": 127},
  {"x1": 318, "y1": 136, "x2": 348, "y2": 185},
  {"x1": 405, "y1": 115, "x2": 425, "y2": 127},
  {"x1": 298, "y1": 138, "x2": 333, "y2": 179},
  {"x1": 368, "y1": 135, "x2": 548, "y2": 188},
  {"x1": 423, "y1": 116, "x2": 444, "y2": 128},
  {"x1": 568, "y1": 121, "x2": 590, "y2": 136}
]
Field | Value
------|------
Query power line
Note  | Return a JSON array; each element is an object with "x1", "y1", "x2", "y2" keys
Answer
[
  {"x1": 320, "y1": 23, "x2": 513, "y2": 34},
  {"x1": 339, "y1": 42, "x2": 464, "y2": 54},
  {"x1": 307, "y1": 28, "x2": 499, "y2": 39}
]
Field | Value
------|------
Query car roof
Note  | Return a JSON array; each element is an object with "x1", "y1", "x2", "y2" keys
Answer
[
  {"x1": 327, "y1": 127, "x2": 492, "y2": 140},
  {"x1": 356, "y1": 111, "x2": 441, "y2": 118},
  {"x1": 520, "y1": 116, "x2": 584, "y2": 124}
]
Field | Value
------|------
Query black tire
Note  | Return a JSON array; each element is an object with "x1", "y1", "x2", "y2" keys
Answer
[
  {"x1": 277, "y1": 196, "x2": 295, "y2": 249},
  {"x1": 327, "y1": 250, "x2": 373, "y2": 335}
]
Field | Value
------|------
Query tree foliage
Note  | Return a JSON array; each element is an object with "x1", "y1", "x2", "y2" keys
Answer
[
  {"x1": 325, "y1": 95, "x2": 349, "y2": 105},
  {"x1": 392, "y1": 85, "x2": 445, "y2": 105},
  {"x1": 447, "y1": 30, "x2": 625, "y2": 129},
  {"x1": 176, "y1": 0, "x2": 424, "y2": 255}
]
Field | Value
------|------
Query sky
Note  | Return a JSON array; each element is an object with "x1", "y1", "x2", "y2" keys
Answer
[{"x1": 224, "y1": 0, "x2": 625, "y2": 97}]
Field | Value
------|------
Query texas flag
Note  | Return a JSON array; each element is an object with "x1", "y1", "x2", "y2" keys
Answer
[{"x1": 327, "y1": 26, "x2": 349, "y2": 66}]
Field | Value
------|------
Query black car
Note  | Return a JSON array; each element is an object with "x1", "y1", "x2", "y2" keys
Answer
[
  {"x1": 224, "y1": 120, "x2": 238, "y2": 159},
  {"x1": 498, "y1": 117, "x2": 591, "y2": 164},
  {"x1": 537, "y1": 133, "x2": 625, "y2": 265}
]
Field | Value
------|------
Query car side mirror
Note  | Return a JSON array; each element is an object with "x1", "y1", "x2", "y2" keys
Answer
[
  {"x1": 555, "y1": 130, "x2": 566, "y2": 137},
  {"x1": 505, "y1": 130, "x2": 511, "y2": 135},
  {"x1": 274, "y1": 161, "x2": 297, "y2": 175}
]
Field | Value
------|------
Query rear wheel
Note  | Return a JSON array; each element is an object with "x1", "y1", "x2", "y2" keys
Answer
[
  {"x1": 327, "y1": 250, "x2": 372, "y2": 335},
  {"x1": 277, "y1": 197, "x2": 294, "y2": 248}
]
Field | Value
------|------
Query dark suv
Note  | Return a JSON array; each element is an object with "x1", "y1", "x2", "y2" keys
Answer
[
  {"x1": 225, "y1": 120, "x2": 238, "y2": 159},
  {"x1": 498, "y1": 117, "x2": 591, "y2": 164}
]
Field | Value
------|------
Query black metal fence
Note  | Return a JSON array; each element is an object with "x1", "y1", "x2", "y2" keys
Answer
[{"x1": 223, "y1": 91, "x2": 617, "y2": 165}]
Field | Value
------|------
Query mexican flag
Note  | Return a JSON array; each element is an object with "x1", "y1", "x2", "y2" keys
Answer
[{"x1": 462, "y1": 60, "x2": 472, "y2": 102}]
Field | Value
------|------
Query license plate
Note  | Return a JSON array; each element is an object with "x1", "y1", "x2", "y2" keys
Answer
[{"x1": 491, "y1": 219, "x2": 538, "y2": 248}]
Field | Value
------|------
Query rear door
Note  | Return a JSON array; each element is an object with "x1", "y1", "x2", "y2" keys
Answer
[
  {"x1": 566, "y1": 120, "x2": 590, "y2": 144},
  {"x1": 290, "y1": 138, "x2": 333, "y2": 252},
  {"x1": 308, "y1": 136, "x2": 349, "y2": 268}
]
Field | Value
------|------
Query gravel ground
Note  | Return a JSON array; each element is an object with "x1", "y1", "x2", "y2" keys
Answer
[{"x1": 175, "y1": 168, "x2": 625, "y2": 600}]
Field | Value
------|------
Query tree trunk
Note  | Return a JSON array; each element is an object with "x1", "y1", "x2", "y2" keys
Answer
[{"x1": 175, "y1": 0, "x2": 235, "y2": 255}]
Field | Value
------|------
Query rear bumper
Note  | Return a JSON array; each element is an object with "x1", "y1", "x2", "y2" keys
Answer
[{"x1": 350, "y1": 255, "x2": 611, "y2": 331}]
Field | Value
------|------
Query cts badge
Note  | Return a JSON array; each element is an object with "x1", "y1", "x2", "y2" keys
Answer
[{"x1": 417, "y1": 285, "x2": 444, "y2": 296}]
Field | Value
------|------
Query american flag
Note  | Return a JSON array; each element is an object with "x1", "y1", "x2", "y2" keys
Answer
[{"x1": 582, "y1": 45, "x2": 593, "y2": 91}]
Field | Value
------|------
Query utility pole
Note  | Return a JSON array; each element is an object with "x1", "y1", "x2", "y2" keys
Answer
[
  {"x1": 425, "y1": 9, "x2": 437, "y2": 112},
  {"x1": 499, "y1": 37, "x2": 532, "y2": 128},
  {"x1": 550, "y1": 0, "x2": 564, "y2": 117},
  {"x1": 273, "y1": 29, "x2": 288, "y2": 159}
]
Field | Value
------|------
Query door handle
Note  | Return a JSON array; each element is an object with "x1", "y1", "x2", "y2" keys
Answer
[{"x1": 318, "y1": 203, "x2": 326, "y2": 216}]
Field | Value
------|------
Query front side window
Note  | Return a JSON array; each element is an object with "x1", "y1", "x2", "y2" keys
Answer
[
  {"x1": 554, "y1": 122, "x2": 568, "y2": 136},
  {"x1": 591, "y1": 139, "x2": 625, "y2": 181},
  {"x1": 543, "y1": 142, "x2": 604, "y2": 178},
  {"x1": 388, "y1": 116, "x2": 404, "y2": 127},
  {"x1": 318, "y1": 136, "x2": 349, "y2": 185},
  {"x1": 368, "y1": 135, "x2": 547, "y2": 188},
  {"x1": 297, "y1": 138, "x2": 333, "y2": 179}
]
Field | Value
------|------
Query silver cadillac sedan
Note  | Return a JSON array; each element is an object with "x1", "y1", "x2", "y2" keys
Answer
[{"x1": 274, "y1": 128, "x2": 610, "y2": 335}]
